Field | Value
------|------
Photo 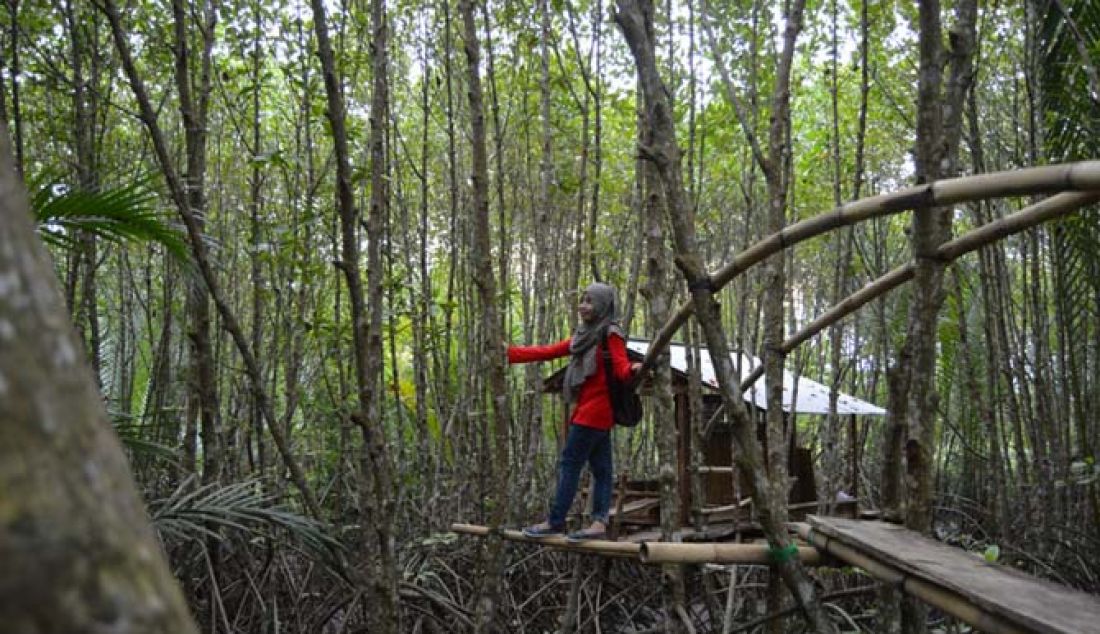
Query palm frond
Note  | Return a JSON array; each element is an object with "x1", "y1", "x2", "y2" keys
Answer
[
  {"x1": 112, "y1": 421, "x2": 180, "y2": 464},
  {"x1": 1040, "y1": 0, "x2": 1100, "y2": 161},
  {"x1": 30, "y1": 173, "x2": 190, "y2": 261},
  {"x1": 150, "y1": 477, "x2": 345, "y2": 567}
]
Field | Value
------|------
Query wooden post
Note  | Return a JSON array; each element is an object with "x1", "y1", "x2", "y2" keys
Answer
[
  {"x1": 610, "y1": 471, "x2": 628, "y2": 540},
  {"x1": 676, "y1": 392, "x2": 691, "y2": 525},
  {"x1": 849, "y1": 414, "x2": 859, "y2": 502}
]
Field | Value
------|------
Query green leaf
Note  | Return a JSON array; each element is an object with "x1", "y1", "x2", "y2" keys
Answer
[{"x1": 30, "y1": 173, "x2": 191, "y2": 261}]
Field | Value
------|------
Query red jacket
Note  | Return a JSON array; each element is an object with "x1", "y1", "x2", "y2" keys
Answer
[{"x1": 508, "y1": 333, "x2": 634, "y2": 431}]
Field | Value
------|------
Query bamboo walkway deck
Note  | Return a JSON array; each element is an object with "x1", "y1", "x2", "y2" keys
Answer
[
  {"x1": 802, "y1": 515, "x2": 1100, "y2": 634},
  {"x1": 453, "y1": 515, "x2": 1100, "y2": 633}
]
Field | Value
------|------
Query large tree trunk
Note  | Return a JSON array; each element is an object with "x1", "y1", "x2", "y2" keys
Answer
[
  {"x1": 0, "y1": 126, "x2": 198, "y2": 634},
  {"x1": 886, "y1": 2, "x2": 978, "y2": 632}
]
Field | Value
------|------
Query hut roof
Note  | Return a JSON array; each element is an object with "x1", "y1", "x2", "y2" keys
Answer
[{"x1": 627, "y1": 339, "x2": 886, "y2": 416}]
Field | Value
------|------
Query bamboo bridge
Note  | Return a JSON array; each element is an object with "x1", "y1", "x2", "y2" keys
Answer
[{"x1": 452, "y1": 516, "x2": 1100, "y2": 634}]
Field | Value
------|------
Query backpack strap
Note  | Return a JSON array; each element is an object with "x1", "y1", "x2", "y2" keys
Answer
[
  {"x1": 600, "y1": 328, "x2": 618, "y2": 421},
  {"x1": 600, "y1": 327, "x2": 614, "y2": 384}
]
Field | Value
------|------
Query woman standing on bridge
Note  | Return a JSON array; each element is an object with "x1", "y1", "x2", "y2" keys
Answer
[{"x1": 508, "y1": 282, "x2": 640, "y2": 542}]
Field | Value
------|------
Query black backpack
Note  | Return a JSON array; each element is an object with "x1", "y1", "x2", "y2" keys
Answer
[{"x1": 601, "y1": 330, "x2": 643, "y2": 428}]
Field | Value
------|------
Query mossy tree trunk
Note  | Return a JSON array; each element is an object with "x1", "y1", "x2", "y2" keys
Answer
[{"x1": 0, "y1": 127, "x2": 198, "y2": 633}]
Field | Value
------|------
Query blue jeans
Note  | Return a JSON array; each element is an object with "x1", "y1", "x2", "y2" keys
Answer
[{"x1": 548, "y1": 424, "x2": 613, "y2": 528}]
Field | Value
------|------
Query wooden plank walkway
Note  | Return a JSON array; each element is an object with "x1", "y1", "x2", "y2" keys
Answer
[{"x1": 806, "y1": 516, "x2": 1100, "y2": 634}]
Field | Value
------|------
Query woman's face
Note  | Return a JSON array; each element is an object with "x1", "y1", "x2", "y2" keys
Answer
[{"x1": 578, "y1": 292, "x2": 595, "y2": 323}]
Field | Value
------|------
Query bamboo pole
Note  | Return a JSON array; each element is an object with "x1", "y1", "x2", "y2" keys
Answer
[
  {"x1": 450, "y1": 523, "x2": 641, "y2": 557},
  {"x1": 781, "y1": 264, "x2": 914, "y2": 355},
  {"x1": 938, "y1": 190, "x2": 1100, "y2": 260},
  {"x1": 778, "y1": 190, "x2": 1100, "y2": 358},
  {"x1": 640, "y1": 164, "x2": 1100, "y2": 372},
  {"x1": 451, "y1": 523, "x2": 824, "y2": 566},
  {"x1": 794, "y1": 524, "x2": 1030, "y2": 634},
  {"x1": 640, "y1": 542, "x2": 822, "y2": 565}
]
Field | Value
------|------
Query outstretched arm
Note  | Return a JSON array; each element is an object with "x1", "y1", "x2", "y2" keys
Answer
[{"x1": 507, "y1": 338, "x2": 572, "y2": 364}]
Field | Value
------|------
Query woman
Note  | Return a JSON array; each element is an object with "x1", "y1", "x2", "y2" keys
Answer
[{"x1": 508, "y1": 282, "x2": 640, "y2": 541}]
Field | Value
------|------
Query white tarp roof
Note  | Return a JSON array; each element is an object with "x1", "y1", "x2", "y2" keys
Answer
[{"x1": 626, "y1": 339, "x2": 886, "y2": 416}]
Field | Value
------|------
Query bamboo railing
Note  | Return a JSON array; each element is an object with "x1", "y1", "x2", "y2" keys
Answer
[
  {"x1": 640, "y1": 162, "x2": 1100, "y2": 372},
  {"x1": 452, "y1": 523, "x2": 824, "y2": 565},
  {"x1": 728, "y1": 191, "x2": 1100, "y2": 391},
  {"x1": 777, "y1": 189, "x2": 1100, "y2": 364}
]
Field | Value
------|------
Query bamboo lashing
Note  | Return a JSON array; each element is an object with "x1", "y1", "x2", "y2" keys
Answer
[{"x1": 692, "y1": 466, "x2": 736, "y2": 474}]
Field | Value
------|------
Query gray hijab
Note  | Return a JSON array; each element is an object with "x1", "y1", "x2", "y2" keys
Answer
[{"x1": 563, "y1": 283, "x2": 624, "y2": 403}]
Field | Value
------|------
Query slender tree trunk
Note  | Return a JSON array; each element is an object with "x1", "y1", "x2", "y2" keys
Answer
[
  {"x1": 365, "y1": 0, "x2": 400, "y2": 626},
  {"x1": 964, "y1": 89, "x2": 1008, "y2": 535},
  {"x1": 5, "y1": 0, "x2": 22, "y2": 175},
  {"x1": 625, "y1": 2, "x2": 683, "y2": 627},
  {"x1": 613, "y1": 2, "x2": 834, "y2": 631},
  {"x1": 518, "y1": 0, "x2": 553, "y2": 507},
  {"x1": 309, "y1": 0, "x2": 400, "y2": 627},
  {"x1": 100, "y1": 0, "x2": 322, "y2": 519},
  {"x1": 441, "y1": 0, "x2": 459, "y2": 396},
  {"x1": 891, "y1": 2, "x2": 977, "y2": 632},
  {"x1": 170, "y1": 0, "x2": 222, "y2": 487},
  {"x1": 822, "y1": 0, "x2": 852, "y2": 515},
  {"x1": 758, "y1": 6, "x2": 805, "y2": 628},
  {"x1": 247, "y1": 0, "x2": 266, "y2": 484},
  {"x1": 416, "y1": 23, "x2": 437, "y2": 507},
  {"x1": 65, "y1": 0, "x2": 104, "y2": 387},
  {"x1": 460, "y1": 1, "x2": 514, "y2": 629}
]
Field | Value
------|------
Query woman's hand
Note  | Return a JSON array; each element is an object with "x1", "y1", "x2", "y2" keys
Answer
[{"x1": 630, "y1": 362, "x2": 642, "y2": 375}]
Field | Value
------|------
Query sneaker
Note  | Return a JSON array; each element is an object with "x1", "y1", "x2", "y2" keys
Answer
[
  {"x1": 566, "y1": 527, "x2": 608, "y2": 542},
  {"x1": 522, "y1": 523, "x2": 564, "y2": 538}
]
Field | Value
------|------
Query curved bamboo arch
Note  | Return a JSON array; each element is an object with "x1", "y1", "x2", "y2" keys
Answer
[
  {"x1": 732, "y1": 190, "x2": 1100, "y2": 390},
  {"x1": 641, "y1": 162, "x2": 1100, "y2": 373}
]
